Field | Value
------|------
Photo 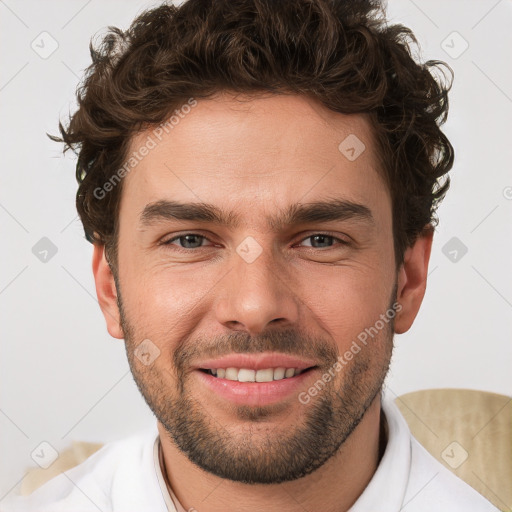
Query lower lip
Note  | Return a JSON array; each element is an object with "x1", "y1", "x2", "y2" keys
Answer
[{"x1": 194, "y1": 368, "x2": 317, "y2": 406}]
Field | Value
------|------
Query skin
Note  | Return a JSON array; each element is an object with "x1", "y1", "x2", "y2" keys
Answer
[{"x1": 92, "y1": 92, "x2": 432, "y2": 512}]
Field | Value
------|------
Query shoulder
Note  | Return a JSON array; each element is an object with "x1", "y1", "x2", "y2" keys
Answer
[
  {"x1": 368, "y1": 397, "x2": 501, "y2": 512},
  {"x1": 403, "y1": 421, "x2": 499, "y2": 511},
  {"x1": 2, "y1": 425, "x2": 162, "y2": 512}
]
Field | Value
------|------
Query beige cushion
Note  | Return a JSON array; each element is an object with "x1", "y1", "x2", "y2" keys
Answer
[
  {"x1": 20, "y1": 389, "x2": 511, "y2": 511},
  {"x1": 395, "y1": 389, "x2": 511, "y2": 512},
  {"x1": 20, "y1": 441, "x2": 103, "y2": 496}
]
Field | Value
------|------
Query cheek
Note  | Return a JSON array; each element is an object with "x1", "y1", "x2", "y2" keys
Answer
[
  {"x1": 299, "y1": 264, "x2": 395, "y2": 349},
  {"x1": 122, "y1": 253, "x2": 200, "y2": 311},
  {"x1": 119, "y1": 262, "x2": 218, "y2": 347}
]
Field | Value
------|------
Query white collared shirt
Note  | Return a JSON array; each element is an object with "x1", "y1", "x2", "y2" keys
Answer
[{"x1": 2, "y1": 398, "x2": 499, "y2": 511}]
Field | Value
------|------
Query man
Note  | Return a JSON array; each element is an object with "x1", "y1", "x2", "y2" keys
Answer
[{"x1": 3, "y1": 0, "x2": 500, "y2": 510}]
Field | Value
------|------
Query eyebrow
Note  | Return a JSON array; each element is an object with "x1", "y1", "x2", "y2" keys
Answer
[{"x1": 138, "y1": 198, "x2": 374, "y2": 231}]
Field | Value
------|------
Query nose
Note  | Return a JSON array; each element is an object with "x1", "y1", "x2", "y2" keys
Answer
[{"x1": 214, "y1": 242, "x2": 301, "y2": 336}]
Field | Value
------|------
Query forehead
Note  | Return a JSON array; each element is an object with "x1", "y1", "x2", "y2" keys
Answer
[{"x1": 120, "y1": 93, "x2": 389, "y2": 226}]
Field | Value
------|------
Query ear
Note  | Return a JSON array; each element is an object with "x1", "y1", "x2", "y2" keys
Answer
[
  {"x1": 92, "y1": 244, "x2": 124, "y2": 339},
  {"x1": 394, "y1": 226, "x2": 434, "y2": 334}
]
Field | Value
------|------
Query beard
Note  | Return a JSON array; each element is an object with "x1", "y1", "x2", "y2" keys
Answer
[{"x1": 115, "y1": 272, "x2": 395, "y2": 485}]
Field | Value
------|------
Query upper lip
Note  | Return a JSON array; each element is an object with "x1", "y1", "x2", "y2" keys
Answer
[{"x1": 193, "y1": 352, "x2": 318, "y2": 371}]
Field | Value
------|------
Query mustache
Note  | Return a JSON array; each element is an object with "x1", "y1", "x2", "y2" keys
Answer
[{"x1": 173, "y1": 328, "x2": 339, "y2": 372}]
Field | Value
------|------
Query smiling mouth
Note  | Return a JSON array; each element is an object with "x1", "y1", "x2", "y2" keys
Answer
[{"x1": 198, "y1": 366, "x2": 317, "y2": 382}]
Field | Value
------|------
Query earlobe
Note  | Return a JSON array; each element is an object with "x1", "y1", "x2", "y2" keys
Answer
[
  {"x1": 92, "y1": 244, "x2": 124, "y2": 339},
  {"x1": 394, "y1": 227, "x2": 434, "y2": 334}
]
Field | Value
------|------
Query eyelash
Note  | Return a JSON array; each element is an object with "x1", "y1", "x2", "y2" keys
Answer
[{"x1": 160, "y1": 232, "x2": 350, "y2": 251}]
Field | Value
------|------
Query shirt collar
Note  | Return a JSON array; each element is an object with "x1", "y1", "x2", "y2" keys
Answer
[
  {"x1": 153, "y1": 436, "x2": 182, "y2": 512},
  {"x1": 348, "y1": 396, "x2": 412, "y2": 511}
]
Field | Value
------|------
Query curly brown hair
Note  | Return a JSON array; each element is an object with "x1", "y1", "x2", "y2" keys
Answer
[{"x1": 49, "y1": 0, "x2": 454, "y2": 272}]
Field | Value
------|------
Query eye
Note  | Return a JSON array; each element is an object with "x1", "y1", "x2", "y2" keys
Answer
[
  {"x1": 161, "y1": 233, "x2": 213, "y2": 250},
  {"x1": 297, "y1": 233, "x2": 349, "y2": 249},
  {"x1": 159, "y1": 232, "x2": 349, "y2": 252}
]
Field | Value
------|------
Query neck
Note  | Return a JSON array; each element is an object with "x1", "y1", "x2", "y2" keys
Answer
[{"x1": 158, "y1": 395, "x2": 384, "y2": 512}]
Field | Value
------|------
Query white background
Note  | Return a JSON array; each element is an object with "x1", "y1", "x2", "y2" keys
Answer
[{"x1": 1, "y1": 0, "x2": 511, "y2": 499}]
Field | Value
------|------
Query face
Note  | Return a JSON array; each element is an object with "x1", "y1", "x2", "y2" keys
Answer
[{"x1": 103, "y1": 93, "x2": 404, "y2": 484}]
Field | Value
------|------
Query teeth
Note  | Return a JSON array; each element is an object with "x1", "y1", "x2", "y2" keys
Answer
[
  {"x1": 209, "y1": 367, "x2": 304, "y2": 382},
  {"x1": 285, "y1": 368, "x2": 295, "y2": 378},
  {"x1": 237, "y1": 369, "x2": 255, "y2": 382},
  {"x1": 225, "y1": 368, "x2": 238, "y2": 380},
  {"x1": 256, "y1": 368, "x2": 274, "y2": 382},
  {"x1": 273, "y1": 367, "x2": 285, "y2": 380}
]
